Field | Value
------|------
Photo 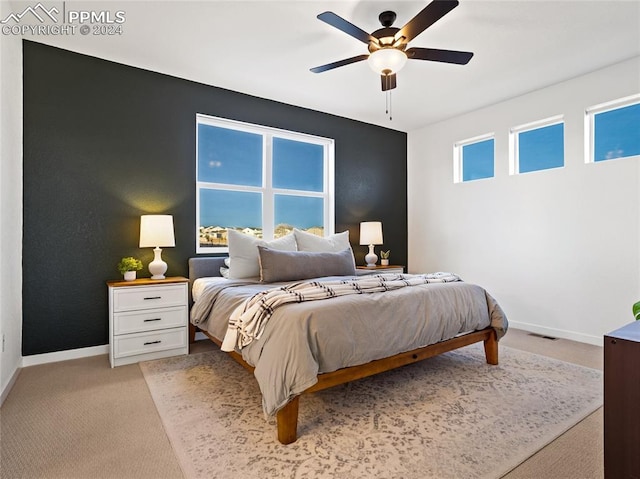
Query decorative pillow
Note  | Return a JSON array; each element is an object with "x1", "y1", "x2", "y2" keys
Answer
[
  {"x1": 293, "y1": 228, "x2": 350, "y2": 252},
  {"x1": 227, "y1": 229, "x2": 297, "y2": 279},
  {"x1": 219, "y1": 266, "x2": 230, "y2": 279},
  {"x1": 224, "y1": 257, "x2": 230, "y2": 267},
  {"x1": 257, "y1": 246, "x2": 356, "y2": 283}
]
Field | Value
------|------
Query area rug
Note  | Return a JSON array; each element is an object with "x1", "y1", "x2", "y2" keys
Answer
[{"x1": 140, "y1": 344, "x2": 602, "y2": 479}]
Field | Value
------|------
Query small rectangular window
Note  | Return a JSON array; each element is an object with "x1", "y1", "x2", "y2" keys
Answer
[
  {"x1": 510, "y1": 116, "x2": 564, "y2": 174},
  {"x1": 454, "y1": 134, "x2": 495, "y2": 183},
  {"x1": 585, "y1": 94, "x2": 640, "y2": 163}
]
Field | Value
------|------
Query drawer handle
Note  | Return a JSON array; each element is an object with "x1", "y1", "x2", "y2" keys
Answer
[
  {"x1": 144, "y1": 340, "x2": 162, "y2": 346},
  {"x1": 143, "y1": 318, "x2": 162, "y2": 322},
  {"x1": 143, "y1": 296, "x2": 162, "y2": 300}
]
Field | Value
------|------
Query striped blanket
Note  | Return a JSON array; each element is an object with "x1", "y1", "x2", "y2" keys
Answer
[{"x1": 220, "y1": 272, "x2": 461, "y2": 352}]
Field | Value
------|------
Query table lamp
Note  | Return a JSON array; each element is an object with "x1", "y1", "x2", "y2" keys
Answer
[
  {"x1": 359, "y1": 221, "x2": 383, "y2": 267},
  {"x1": 139, "y1": 215, "x2": 175, "y2": 279}
]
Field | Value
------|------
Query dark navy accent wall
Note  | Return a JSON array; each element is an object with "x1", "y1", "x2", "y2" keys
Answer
[{"x1": 22, "y1": 40, "x2": 408, "y2": 355}]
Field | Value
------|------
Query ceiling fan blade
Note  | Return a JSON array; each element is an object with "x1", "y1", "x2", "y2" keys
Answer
[
  {"x1": 310, "y1": 54, "x2": 369, "y2": 73},
  {"x1": 381, "y1": 73, "x2": 397, "y2": 91},
  {"x1": 395, "y1": 0, "x2": 459, "y2": 44},
  {"x1": 317, "y1": 11, "x2": 376, "y2": 45},
  {"x1": 406, "y1": 47, "x2": 473, "y2": 65}
]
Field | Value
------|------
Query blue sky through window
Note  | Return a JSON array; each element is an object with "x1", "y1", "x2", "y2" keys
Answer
[
  {"x1": 197, "y1": 124, "x2": 262, "y2": 186},
  {"x1": 275, "y1": 195, "x2": 323, "y2": 229},
  {"x1": 462, "y1": 138, "x2": 494, "y2": 181},
  {"x1": 273, "y1": 138, "x2": 324, "y2": 192},
  {"x1": 518, "y1": 123, "x2": 564, "y2": 173},
  {"x1": 200, "y1": 189, "x2": 262, "y2": 229},
  {"x1": 594, "y1": 102, "x2": 640, "y2": 162}
]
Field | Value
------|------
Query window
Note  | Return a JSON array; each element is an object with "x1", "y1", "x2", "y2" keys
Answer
[
  {"x1": 196, "y1": 114, "x2": 334, "y2": 253},
  {"x1": 510, "y1": 116, "x2": 564, "y2": 174},
  {"x1": 585, "y1": 94, "x2": 640, "y2": 163},
  {"x1": 454, "y1": 134, "x2": 495, "y2": 183}
]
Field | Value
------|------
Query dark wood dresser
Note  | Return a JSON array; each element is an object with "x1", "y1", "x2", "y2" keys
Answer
[{"x1": 604, "y1": 320, "x2": 640, "y2": 478}]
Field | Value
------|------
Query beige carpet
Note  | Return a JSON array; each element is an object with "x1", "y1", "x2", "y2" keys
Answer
[
  {"x1": 0, "y1": 355, "x2": 183, "y2": 479},
  {"x1": 140, "y1": 343, "x2": 603, "y2": 479}
]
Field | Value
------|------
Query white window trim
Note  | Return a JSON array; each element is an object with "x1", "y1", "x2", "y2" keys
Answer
[
  {"x1": 196, "y1": 114, "x2": 335, "y2": 254},
  {"x1": 509, "y1": 114, "x2": 564, "y2": 175},
  {"x1": 584, "y1": 93, "x2": 640, "y2": 164},
  {"x1": 453, "y1": 132, "x2": 495, "y2": 183}
]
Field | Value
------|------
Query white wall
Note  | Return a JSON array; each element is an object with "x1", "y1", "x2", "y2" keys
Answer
[
  {"x1": 0, "y1": 0, "x2": 23, "y2": 401},
  {"x1": 408, "y1": 57, "x2": 640, "y2": 345}
]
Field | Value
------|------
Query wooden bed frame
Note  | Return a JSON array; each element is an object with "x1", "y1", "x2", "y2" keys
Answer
[{"x1": 187, "y1": 257, "x2": 499, "y2": 444}]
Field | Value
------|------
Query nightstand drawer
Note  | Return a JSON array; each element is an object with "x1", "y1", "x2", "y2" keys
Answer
[
  {"x1": 113, "y1": 328, "x2": 186, "y2": 359},
  {"x1": 113, "y1": 306, "x2": 187, "y2": 335},
  {"x1": 113, "y1": 284, "x2": 186, "y2": 312}
]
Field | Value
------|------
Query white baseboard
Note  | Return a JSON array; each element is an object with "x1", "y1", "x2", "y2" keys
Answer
[
  {"x1": 0, "y1": 366, "x2": 21, "y2": 406},
  {"x1": 509, "y1": 321, "x2": 603, "y2": 347},
  {"x1": 21, "y1": 344, "x2": 109, "y2": 367},
  {"x1": 1, "y1": 345, "x2": 109, "y2": 404}
]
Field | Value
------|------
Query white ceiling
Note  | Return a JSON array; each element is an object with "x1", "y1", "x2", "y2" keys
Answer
[{"x1": 24, "y1": 0, "x2": 640, "y2": 132}]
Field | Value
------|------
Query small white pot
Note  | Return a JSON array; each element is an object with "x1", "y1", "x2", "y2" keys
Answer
[
  {"x1": 381, "y1": 259, "x2": 389, "y2": 266},
  {"x1": 123, "y1": 271, "x2": 137, "y2": 281}
]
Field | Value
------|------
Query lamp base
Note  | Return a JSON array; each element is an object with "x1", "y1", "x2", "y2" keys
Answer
[
  {"x1": 365, "y1": 244, "x2": 378, "y2": 267},
  {"x1": 148, "y1": 247, "x2": 168, "y2": 280}
]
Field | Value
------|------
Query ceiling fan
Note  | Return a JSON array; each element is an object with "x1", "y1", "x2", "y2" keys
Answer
[{"x1": 310, "y1": 0, "x2": 473, "y2": 92}]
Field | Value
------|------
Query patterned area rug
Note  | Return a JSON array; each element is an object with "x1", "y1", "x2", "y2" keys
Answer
[{"x1": 140, "y1": 344, "x2": 602, "y2": 479}]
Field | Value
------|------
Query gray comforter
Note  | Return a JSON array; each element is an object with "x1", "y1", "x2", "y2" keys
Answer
[{"x1": 190, "y1": 276, "x2": 508, "y2": 417}]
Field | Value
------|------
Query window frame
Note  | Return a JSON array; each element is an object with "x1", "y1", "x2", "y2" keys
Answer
[
  {"x1": 584, "y1": 93, "x2": 640, "y2": 164},
  {"x1": 509, "y1": 115, "x2": 565, "y2": 175},
  {"x1": 453, "y1": 132, "x2": 495, "y2": 183},
  {"x1": 196, "y1": 114, "x2": 335, "y2": 254}
]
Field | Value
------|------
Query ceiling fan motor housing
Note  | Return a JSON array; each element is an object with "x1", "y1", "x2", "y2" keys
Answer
[{"x1": 369, "y1": 27, "x2": 405, "y2": 52}]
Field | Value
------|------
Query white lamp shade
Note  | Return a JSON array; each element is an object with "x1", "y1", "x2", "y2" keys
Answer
[
  {"x1": 139, "y1": 215, "x2": 175, "y2": 248},
  {"x1": 368, "y1": 48, "x2": 408, "y2": 74},
  {"x1": 360, "y1": 221, "x2": 383, "y2": 246}
]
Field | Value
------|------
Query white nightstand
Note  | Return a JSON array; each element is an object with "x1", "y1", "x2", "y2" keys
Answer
[
  {"x1": 107, "y1": 277, "x2": 189, "y2": 367},
  {"x1": 356, "y1": 265, "x2": 405, "y2": 275}
]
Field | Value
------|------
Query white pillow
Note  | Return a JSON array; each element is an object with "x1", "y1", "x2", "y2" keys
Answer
[
  {"x1": 227, "y1": 229, "x2": 297, "y2": 279},
  {"x1": 293, "y1": 228, "x2": 350, "y2": 252}
]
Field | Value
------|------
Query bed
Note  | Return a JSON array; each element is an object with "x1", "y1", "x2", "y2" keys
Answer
[{"x1": 188, "y1": 247, "x2": 508, "y2": 445}]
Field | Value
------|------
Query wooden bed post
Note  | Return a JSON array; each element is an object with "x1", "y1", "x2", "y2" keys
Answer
[
  {"x1": 189, "y1": 323, "x2": 197, "y2": 344},
  {"x1": 483, "y1": 329, "x2": 499, "y2": 365},
  {"x1": 276, "y1": 396, "x2": 300, "y2": 445}
]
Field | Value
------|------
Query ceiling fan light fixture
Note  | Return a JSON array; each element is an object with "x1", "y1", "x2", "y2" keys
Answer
[{"x1": 367, "y1": 48, "x2": 407, "y2": 74}]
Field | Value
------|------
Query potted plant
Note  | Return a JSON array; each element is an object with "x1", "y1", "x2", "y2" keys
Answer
[
  {"x1": 634, "y1": 301, "x2": 640, "y2": 320},
  {"x1": 117, "y1": 256, "x2": 143, "y2": 281},
  {"x1": 380, "y1": 250, "x2": 391, "y2": 266}
]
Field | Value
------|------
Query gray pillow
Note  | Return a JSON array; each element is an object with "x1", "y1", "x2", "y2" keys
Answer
[
  {"x1": 257, "y1": 246, "x2": 356, "y2": 283},
  {"x1": 227, "y1": 229, "x2": 297, "y2": 279}
]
